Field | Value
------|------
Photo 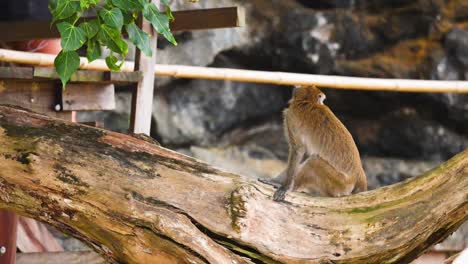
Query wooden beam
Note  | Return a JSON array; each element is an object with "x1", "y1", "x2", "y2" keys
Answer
[
  {"x1": 0, "y1": 7, "x2": 244, "y2": 42},
  {"x1": 0, "y1": 66, "x2": 141, "y2": 84},
  {"x1": 17, "y1": 251, "x2": 104, "y2": 264},
  {"x1": 0, "y1": 79, "x2": 72, "y2": 120},
  {"x1": 170, "y1": 7, "x2": 244, "y2": 31},
  {"x1": 61, "y1": 84, "x2": 116, "y2": 111},
  {"x1": 0, "y1": 211, "x2": 18, "y2": 264},
  {"x1": 0, "y1": 66, "x2": 33, "y2": 80},
  {"x1": 33, "y1": 67, "x2": 142, "y2": 84},
  {"x1": 129, "y1": 1, "x2": 158, "y2": 135}
]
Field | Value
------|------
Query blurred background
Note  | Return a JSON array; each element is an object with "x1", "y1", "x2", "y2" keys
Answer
[{"x1": 1, "y1": 0, "x2": 467, "y2": 263}]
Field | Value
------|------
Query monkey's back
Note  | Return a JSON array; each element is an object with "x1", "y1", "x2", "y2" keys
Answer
[{"x1": 286, "y1": 103, "x2": 366, "y2": 188}]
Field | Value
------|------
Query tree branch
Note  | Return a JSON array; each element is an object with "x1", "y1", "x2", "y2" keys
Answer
[{"x1": 0, "y1": 105, "x2": 466, "y2": 263}]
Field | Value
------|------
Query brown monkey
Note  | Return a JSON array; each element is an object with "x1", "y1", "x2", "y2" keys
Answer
[{"x1": 260, "y1": 85, "x2": 367, "y2": 201}]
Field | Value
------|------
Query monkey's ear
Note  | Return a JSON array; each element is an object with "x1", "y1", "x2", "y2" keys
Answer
[{"x1": 292, "y1": 85, "x2": 302, "y2": 97}]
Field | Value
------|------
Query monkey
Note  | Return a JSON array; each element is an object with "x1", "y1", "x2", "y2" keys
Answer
[{"x1": 260, "y1": 85, "x2": 367, "y2": 201}]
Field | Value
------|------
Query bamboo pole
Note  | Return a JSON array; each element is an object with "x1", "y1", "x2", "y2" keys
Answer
[{"x1": 1, "y1": 48, "x2": 468, "y2": 93}]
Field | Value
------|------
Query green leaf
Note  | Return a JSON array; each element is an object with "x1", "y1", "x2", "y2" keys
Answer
[
  {"x1": 165, "y1": 7, "x2": 174, "y2": 22},
  {"x1": 111, "y1": 0, "x2": 143, "y2": 11},
  {"x1": 98, "y1": 24, "x2": 128, "y2": 55},
  {"x1": 159, "y1": 0, "x2": 174, "y2": 21},
  {"x1": 79, "y1": 19, "x2": 100, "y2": 38},
  {"x1": 57, "y1": 22, "x2": 87, "y2": 51},
  {"x1": 50, "y1": 0, "x2": 81, "y2": 22},
  {"x1": 104, "y1": 0, "x2": 114, "y2": 8},
  {"x1": 143, "y1": 3, "x2": 177, "y2": 45},
  {"x1": 122, "y1": 11, "x2": 136, "y2": 25},
  {"x1": 79, "y1": 0, "x2": 99, "y2": 9},
  {"x1": 86, "y1": 38, "x2": 101, "y2": 62},
  {"x1": 105, "y1": 55, "x2": 124, "y2": 71},
  {"x1": 49, "y1": 0, "x2": 58, "y2": 10},
  {"x1": 126, "y1": 22, "x2": 152, "y2": 57},
  {"x1": 54, "y1": 50, "x2": 81, "y2": 88},
  {"x1": 61, "y1": 12, "x2": 80, "y2": 25},
  {"x1": 99, "y1": 8, "x2": 124, "y2": 31}
]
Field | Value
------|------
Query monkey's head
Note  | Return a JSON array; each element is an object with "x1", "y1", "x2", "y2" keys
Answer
[{"x1": 292, "y1": 85, "x2": 326, "y2": 105}]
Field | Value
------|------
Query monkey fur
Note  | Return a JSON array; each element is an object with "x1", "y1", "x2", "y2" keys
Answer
[{"x1": 260, "y1": 85, "x2": 367, "y2": 201}]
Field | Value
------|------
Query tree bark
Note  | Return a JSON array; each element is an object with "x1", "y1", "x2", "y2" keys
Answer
[{"x1": 0, "y1": 105, "x2": 466, "y2": 264}]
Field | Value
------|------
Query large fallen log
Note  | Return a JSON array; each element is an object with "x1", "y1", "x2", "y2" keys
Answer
[{"x1": 0, "y1": 105, "x2": 466, "y2": 264}]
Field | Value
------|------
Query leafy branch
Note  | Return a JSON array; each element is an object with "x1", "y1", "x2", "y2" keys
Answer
[{"x1": 49, "y1": 0, "x2": 180, "y2": 87}]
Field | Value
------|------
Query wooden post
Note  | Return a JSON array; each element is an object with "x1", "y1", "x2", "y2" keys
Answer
[
  {"x1": 129, "y1": 0, "x2": 159, "y2": 135},
  {"x1": 0, "y1": 211, "x2": 18, "y2": 264}
]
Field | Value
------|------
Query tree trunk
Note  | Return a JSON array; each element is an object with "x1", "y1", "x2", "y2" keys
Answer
[{"x1": 0, "y1": 105, "x2": 466, "y2": 264}]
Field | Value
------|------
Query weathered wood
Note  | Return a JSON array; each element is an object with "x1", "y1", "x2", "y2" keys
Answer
[
  {"x1": 17, "y1": 251, "x2": 104, "y2": 264},
  {"x1": 0, "y1": 211, "x2": 18, "y2": 264},
  {"x1": 170, "y1": 7, "x2": 244, "y2": 31},
  {"x1": 0, "y1": 66, "x2": 33, "y2": 80},
  {"x1": 129, "y1": 1, "x2": 158, "y2": 135},
  {"x1": 0, "y1": 105, "x2": 466, "y2": 264},
  {"x1": 61, "y1": 84, "x2": 116, "y2": 111},
  {"x1": 108, "y1": 71, "x2": 143, "y2": 84},
  {"x1": 1, "y1": 65, "x2": 141, "y2": 85},
  {"x1": 0, "y1": 7, "x2": 244, "y2": 42},
  {"x1": 33, "y1": 67, "x2": 142, "y2": 84},
  {"x1": 0, "y1": 80, "x2": 72, "y2": 120}
]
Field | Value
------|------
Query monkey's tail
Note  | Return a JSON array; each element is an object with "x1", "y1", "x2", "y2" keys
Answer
[{"x1": 354, "y1": 173, "x2": 368, "y2": 193}]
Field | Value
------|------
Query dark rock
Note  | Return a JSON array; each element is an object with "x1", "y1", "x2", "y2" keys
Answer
[
  {"x1": 220, "y1": 118, "x2": 288, "y2": 160},
  {"x1": 153, "y1": 55, "x2": 289, "y2": 146},
  {"x1": 153, "y1": 0, "x2": 285, "y2": 86},
  {"x1": 445, "y1": 28, "x2": 468, "y2": 67},
  {"x1": 236, "y1": 9, "x2": 338, "y2": 74},
  {"x1": 296, "y1": 0, "x2": 354, "y2": 9},
  {"x1": 362, "y1": 157, "x2": 440, "y2": 190},
  {"x1": 346, "y1": 114, "x2": 467, "y2": 161},
  {"x1": 243, "y1": 0, "x2": 443, "y2": 73},
  {"x1": 421, "y1": 91, "x2": 468, "y2": 133},
  {"x1": 435, "y1": 93, "x2": 468, "y2": 125},
  {"x1": 324, "y1": 89, "x2": 404, "y2": 119},
  {"x1": 423, "y1": 28, "x2": 468, "y2": 131},
  {"x1": 431, "y1": 57, "x2": 463, "y2": 80}
]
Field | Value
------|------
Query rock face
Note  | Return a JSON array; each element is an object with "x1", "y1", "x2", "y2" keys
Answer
[
  {"x1": 148, "y1": 0, "x2": 468, "y2": 149},
  {"x1": 86, "y1": 0, "x2": 468, "y2": 170},
  {"x1": 153, "y1": 55, "x2": 289, "y2": 145},
  {"x1": 72, "y1": 0, "x2": 468, "y2": 172},
  {"x1": 152, "y1": 0, "x2": 275, "y2": 85}
]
